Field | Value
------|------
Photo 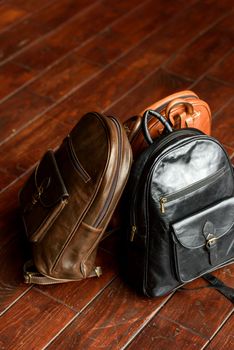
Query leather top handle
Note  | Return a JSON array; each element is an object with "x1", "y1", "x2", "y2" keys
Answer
[
  {"x1": 123, "y1": 115, "x2": 142, "y2": 142},
  {"x1": 142, "y1": 110, "x2": 173, "y2": 145},
  {"x1": 166, "y1": 99, "x2": 194, "y2": 121}
]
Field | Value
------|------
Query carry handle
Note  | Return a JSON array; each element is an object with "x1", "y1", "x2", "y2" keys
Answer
[
  {"x1": 123, "y1": 115, "x2": 142, "y2": 142},
  {"x1": 142, "y1": 109, "x2": 173, "y2": 145},
  {"x1": 165, "y1": 99, "x2": 194, "y2": 119}
]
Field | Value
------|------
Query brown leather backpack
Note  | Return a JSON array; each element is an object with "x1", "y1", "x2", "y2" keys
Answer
[
  {"x1": 124, "y1": 90, "x2": 211, "y2": 158},
  {"x1": 20, "y1": 112, "x2": 132, "y2": 284}
]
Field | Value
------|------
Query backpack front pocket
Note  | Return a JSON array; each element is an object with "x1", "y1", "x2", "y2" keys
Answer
[
  {"x1": 171, "y1": 197, "x2": 234, "y2": 283},
  {"x1": 19, "y1": 150, "x2": 69, "y2": 243}
]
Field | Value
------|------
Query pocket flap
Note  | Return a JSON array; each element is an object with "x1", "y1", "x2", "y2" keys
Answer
[
  {"x1": 172, "y1": 197, "x2": 234, "y2": 249},
  {"x1": 19, "y1": 150, "x2": 69, "y2": 242}
]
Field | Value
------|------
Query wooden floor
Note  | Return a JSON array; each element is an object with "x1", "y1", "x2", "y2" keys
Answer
[{"x1": 0, "y1": 0, "x2": 233, "y2": 349}]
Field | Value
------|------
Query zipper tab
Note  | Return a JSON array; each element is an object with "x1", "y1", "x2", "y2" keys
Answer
[
  {"x1": 160, "y1": 197, "x2": 167, "y2": 213},
  {"x1": 130, "y1": 225, "x2": 137, "y2": 241}
]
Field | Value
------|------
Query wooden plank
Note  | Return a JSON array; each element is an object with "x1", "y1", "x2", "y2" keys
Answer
[
  {"x1": 0, "y1": 0, "x2": 144, "y2": 102},
  {"x1": 47, "y1": 277, "x2": 171, "y2": 349},
  {"x1": 11, "y1": 0, "x2": 225, "y2": 74},
  {"x1": 106, "y1": 69, "x2": 190, "y2": 121},
  {"x1": 76, "y1": 0, "x2": 190, "y2": 66},
  {"x1": 0, "y1": 88, "x2": 53, "y2": 145},
  {"x1": 208, "y1": 50, "x2": 234, "y2": 86},
  {"x1": 165, "y1": 13, "x2": 234, "y2": 80},
  {"x1": 211, "y1": 264, "x2": 234, "y2": 289},
  {"x1": 0, "y1": 174, "x2": 32, "y2": 315},
  {"x1": 127, "y1": 315, "x2": 207, "y2": 350},
  {"x1": 13, "y1": 0, "x2": 143, "y2": 71},
  {"x1": 0, "y1": 288, "x2": 76, "y2": 349},
  {"x1": 211, "y1": 98, "x2": 234, "y2": 148},
  {"x1": 0, "y1": 62, "x2": 34, "y2": 100},
  {"x1": 0, "y1": 0, "x2": 227, "y2": 135},
  {"x1": 7, "y1": 0, "x2": 56, "y2": 13},
  {"x1": 0, "y1": 0, "x2": 188, "y2": 102},
  {"x1": 35, "y1": 249, "x2": 118, "y2": 311},
  {"x1": 205, "y1": 314, "x2": 234, "y2": 349},
  {"x1": 0, "y1": 70, "x2": 188, "y2": 190},
  {"x1": 0, "y1": 0, "x2": 97, "y2": 63},
  {"x1": 117, "y1": 0, "x2": 233, "y2": 75},
  {"x1": 158, "y1": 278, "x2": 233, "y2": 338},
  {"x1": 190, "y1": 77, "x2": 234, "y2": 116},
  {"x1": 0, "y1": 113, "x2": 68, "y2": 188},
  {"x1": 0, "y1": 3, "x2": 28, "y2": 32}
]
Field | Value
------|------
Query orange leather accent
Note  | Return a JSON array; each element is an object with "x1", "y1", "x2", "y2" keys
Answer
[{"x1": 126, "y1": 90, "x2": 211, "y2": 158}]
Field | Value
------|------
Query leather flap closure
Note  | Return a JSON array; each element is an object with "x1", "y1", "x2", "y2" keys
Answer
[
  {"x1": 172, "y1": 197, "x2": 234, "y2": 249},
  {"x1": 35, "y1": 150, "x2": 68, "y2": 207},
  {"x1": 20, "y1": 150, "x2": 68, "y2": 209},
  {"x1": 19, "y1": 150, "x2": 69, "y2": 242}
]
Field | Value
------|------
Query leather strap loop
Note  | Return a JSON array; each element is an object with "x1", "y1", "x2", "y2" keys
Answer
[{"x1": 142, "y1": 110, "x2": 173, "y2": 145}]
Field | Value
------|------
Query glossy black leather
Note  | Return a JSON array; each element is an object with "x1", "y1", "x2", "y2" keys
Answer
[{"x1": 126, "y1": 128, "x2": 234, "y2": 297}]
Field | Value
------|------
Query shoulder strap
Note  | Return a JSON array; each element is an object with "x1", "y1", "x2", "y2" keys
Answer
[
  {"x1": 23, "y1": 260, "x2": 102, "y2": 285},
  {"x1": 203, "y1": 273, "x2": 234, "y2": 304}
]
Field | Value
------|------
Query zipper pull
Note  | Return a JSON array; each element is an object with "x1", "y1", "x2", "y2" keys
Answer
[
  {"x1": 130, "y1": 225, "x2": 137, "y2": 242},
  {"x1": 160, "y1": 197, "x2": 167, "y2": 213}
]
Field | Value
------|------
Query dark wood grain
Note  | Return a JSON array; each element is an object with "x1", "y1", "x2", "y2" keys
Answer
[
  {"x1": 0, "y1": 62, "x2": 34, "y2": 100},
  {"x1": 0, "y1": 288, "x2": 76, "y2": 350},
  {"x1": 0, "y1": 0, "x2": 228, "y2": 142},
  {"x1": 117, "y1": 0, "x2": 233, "y2": 75},
  {"x1": 205, "y1": 314, "x2": 234, "y2": 350},
  {"x1": 0, "y1": 113, "x2": 68, "y2": 189},
  {"x1": 208, "y1": 50, "x2": 234, "y2": 86},
  {"x1": 0, "y1": 88, "x2": 53, "y2": 144},
  {"x1": 166, "y1": 12, "x2": 234, "y2": 80},
  {"x1": 106, "y1": 69, "x2": 189, "y2": 121},
  {"x1": 190, "y1": 77, "x2": 234, "y2": 116},
  {"x1": 0, "y1": 3, "x2": 152, "y2": 102},
  {"x1": 76, "y1": 0, "x2": 189, "y2": 66},
  {"x1": 0, "y1": 3, "x2": 28, "y2": 32},
  {"x1": 13, "y1": 0, "x2": 143, "y2": 71},
  {"x1": 35, "y1": 250, "x2": 118, "y2": 312},
  {"x1": 7, "y1": 0, "x2": 56, "y2": 12},
  {"x1": 0, "y1": 174, "x2": 32, "y2": 315},
  {"x1": 0, "y1": 0, "x2": 184, "y2": 102},
  {"x1": 0, "y1": 0, "x2": 96, "y2": 63},
  {"x1": 158, "y1": 278, "x2": 233, "y2": 338},
  {"x1": 127, "y1": 315, "x2": 207, "y2": 350},
  {"x1": 211, "y1": 98, "x2": 234, "y2": 148},
  {"x1": 47, "y1": 277, "x2": 171, "y2": 349}
]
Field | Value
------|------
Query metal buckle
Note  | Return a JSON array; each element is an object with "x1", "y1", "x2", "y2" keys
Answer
[
  {"x1": 24, "y1": 272, "x2": 32, "y2": 284},
  {"x1": 206, "y1": 234, "x2": 217, "y2": 248},
  {"x1": 95, "y1": 266, "x2": 102, "y2": 277}
]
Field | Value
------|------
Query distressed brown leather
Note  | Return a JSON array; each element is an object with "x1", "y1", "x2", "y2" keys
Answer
[
  {"x1": 125, "y1": 90, "x2": 211, "y2": 158},
  {"x1": 19, "y1": 112, "x2": 132, "y2": 284}
]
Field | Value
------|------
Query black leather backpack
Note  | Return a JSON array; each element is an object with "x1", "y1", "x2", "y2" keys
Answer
[{"x1": 125, "y1": 110, "x2": 234, "y2": 300}]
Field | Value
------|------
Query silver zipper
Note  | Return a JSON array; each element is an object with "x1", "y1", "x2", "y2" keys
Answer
[{"x1": 159, "y1": 167, "x2": 228, "y2": 213}]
